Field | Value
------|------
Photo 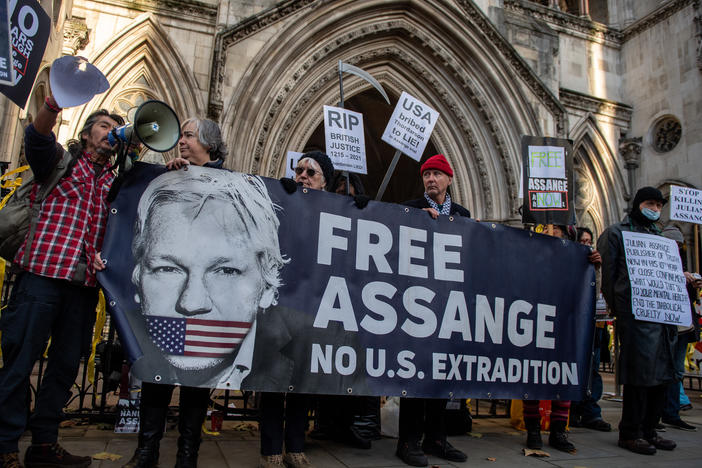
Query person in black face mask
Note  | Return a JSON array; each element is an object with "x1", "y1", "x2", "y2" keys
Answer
[{"x1": 598, "y1": 186, "x2": 678, "y2": 456}]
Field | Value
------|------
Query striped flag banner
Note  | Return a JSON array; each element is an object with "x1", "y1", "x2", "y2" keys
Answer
[{"x1": 146, "y1": 316, "x2": 252, "y2": 358}]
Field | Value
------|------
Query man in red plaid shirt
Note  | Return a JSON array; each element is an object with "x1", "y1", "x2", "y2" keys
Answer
[{"x1": 0, "y1": 94, "x2": 124, "y2": 468}]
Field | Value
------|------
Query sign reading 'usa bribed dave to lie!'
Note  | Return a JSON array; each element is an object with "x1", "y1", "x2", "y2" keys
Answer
[{"x1": 381, "y1": 91, "x2": 439, "y2": 161}]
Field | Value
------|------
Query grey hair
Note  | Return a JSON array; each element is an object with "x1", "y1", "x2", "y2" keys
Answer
[
  {"x1": 132, "y1": 167, "x2": 287, "y2": 305},
  {"x1": 182, "y1": 117, "x2": 228, "y2": 161},
  {"x1": 297, "y1": 157, "x2": 324, "y2": 184}
]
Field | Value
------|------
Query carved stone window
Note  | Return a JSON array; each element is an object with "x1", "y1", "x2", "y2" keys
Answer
[{"x1": 651, "y1": 116, "x2": 682, "y2": 153}]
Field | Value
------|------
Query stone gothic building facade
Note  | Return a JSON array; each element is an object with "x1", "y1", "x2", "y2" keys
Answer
[{"x1": 1, "y1": 0, "x2": 700, "y2": 249}]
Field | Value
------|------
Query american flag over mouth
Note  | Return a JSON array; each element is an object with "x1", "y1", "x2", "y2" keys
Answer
[{"x1": 146, "y1": 316, "x2": 252, "y2": 357}]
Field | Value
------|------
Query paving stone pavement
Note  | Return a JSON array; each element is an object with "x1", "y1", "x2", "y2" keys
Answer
[{"x1": 19, "y1": 382, "x2": 702, "y2": 467}]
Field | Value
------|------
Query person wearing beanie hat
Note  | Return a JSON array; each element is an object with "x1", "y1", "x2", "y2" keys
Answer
[
  {"x1": 403, "y1": 154, "x2": 470, "y2": 219},
  {"x1": 294, "y1": 151, "x2": 334, "y2": 191},
  {"x1": 395, "y1": 154, "x2": 469, "y2": 467},
  {"x1": 629, "y1": 186, "x2": 667, "y2": 227},
  {"x1": 260, "y1": 151, "x2": 334, "y2": 468},
  {"x1": 597, "y1": 186, "x2": 678, "y2": 455}
]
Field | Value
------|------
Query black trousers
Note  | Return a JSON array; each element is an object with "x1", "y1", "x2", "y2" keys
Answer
[
  {"x1": 140, "y1": 381, "x2": 210, "y2": 410},
  {"x1": 619, "y1": 384, "x2": 666, "y2": 440},
  {"x1": 0, "y1": 273, "x2": 97, "y2": 453},
  {"x1": 259, "y1": 392, "x2": 309, "y2": 455},
  {"x1": 399, "y1": 398, "x2": 446, "y2": 443}
]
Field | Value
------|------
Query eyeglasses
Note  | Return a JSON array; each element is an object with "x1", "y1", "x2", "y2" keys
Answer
[{"x1": 295, "y1": 167, "x2": 318, "y2": 177}]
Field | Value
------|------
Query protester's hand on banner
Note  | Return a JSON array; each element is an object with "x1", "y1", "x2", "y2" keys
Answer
[
  {"x1": 166, "y1": 157, "x2": 190, "y2": 171},
  {"x1": 588, "y1": 249, "x2": 602, "y2": 267},
  {"x1": 353, "y1": 194, "x2": 370, "y2": 209},
  {"x1": 127, "y1": 141, "x2": 143, "y2": 164},
  {"x1": 280, "y1": 177, "x2": 298, "y2": 194},
  {"x1": 92, "y1": 252, "x2": 106, "y2": 273},
  {"x1": 422, "y1": 207, "x2": 439, "y2": 219}
]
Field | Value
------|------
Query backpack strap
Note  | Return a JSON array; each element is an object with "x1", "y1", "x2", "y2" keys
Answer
[{"x1": 20, "y1": 150, "x2": 78, "y2": 267}]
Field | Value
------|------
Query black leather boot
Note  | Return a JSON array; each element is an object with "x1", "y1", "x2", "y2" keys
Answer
[
  {"x1": 122, "y1": 406, "x2": 167, "y2": 468},
  {"x1": 548, "y1": 420, "x2": 576, "y2": 453},
  {"x1": 174, "y1": 406, "x2": 207, "y2": 468},
  {"x1": 525, "y1": 418, "x2": 543, "y2": 449}
]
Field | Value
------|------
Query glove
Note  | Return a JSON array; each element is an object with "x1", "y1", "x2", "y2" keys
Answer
[
  {"x1": 280, "y1": 177, "x2": 298, "y2": 194},
  {"x1": 353, "y1": 195, "x2": 371, "y2": 209}
]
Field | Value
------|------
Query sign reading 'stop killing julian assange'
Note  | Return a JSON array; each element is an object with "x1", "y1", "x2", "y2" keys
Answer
[
  {"x1": 670, "y1": 185, "x2": 702, "y2": 225},
  {"x1": 99, "y1": 164, "x2": 595, "y2": 401}
]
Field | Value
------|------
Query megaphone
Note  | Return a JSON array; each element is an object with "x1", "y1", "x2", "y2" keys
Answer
[
  {"x1": 50, "y1": 56, "x2": 110, "y2": 108},
  {"x1": 108, "y1": 100, "x2": 181, "y2": 153}
]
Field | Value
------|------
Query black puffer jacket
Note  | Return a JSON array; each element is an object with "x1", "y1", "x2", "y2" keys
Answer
[{"x1": 598, "y1": 215, "x2": 677, "y2": 387}]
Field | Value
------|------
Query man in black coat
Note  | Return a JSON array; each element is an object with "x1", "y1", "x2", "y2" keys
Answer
[
  {"x1": 598, "y1": 186, "x2": 678, "y2": 455},
  {"x1": 396, "y1": 154, "x2": 469, "y2": 467}
]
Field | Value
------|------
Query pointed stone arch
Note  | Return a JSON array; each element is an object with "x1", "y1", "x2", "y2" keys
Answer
[
  {"x1": 570, "y1": 113, "x2": 627, "y2": 234},
  {"x1": 218, "y1": 0, "x2": 566, "y2": 222},
  {"x1": 64, "y1": 14, "x2": 202, "y2": 142}
]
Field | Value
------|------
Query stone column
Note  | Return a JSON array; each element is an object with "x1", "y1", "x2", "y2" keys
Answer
[
  {"x1": 619, "y1": 0, "x2": 636, "y2": 28},
  {"x1": 695, "y1": 2, "x2": 702, "y2": 70},
  {"x1": 579, "y1": 0, "x2": 590, "y2": 18},
  {"x1": 62, "y1": 17, "x2": 90, "y2": 56},
  {"x1": 619, "y1": 137, "x2": 642, "y2": 206}
]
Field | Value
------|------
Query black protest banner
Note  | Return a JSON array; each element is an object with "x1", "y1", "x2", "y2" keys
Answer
[
  {"x1": 99, "y1": 163, "x2": 595, "y2": 401},
  {"x1": 0, "y1": 0, "x2": 50, "y2": 108},
  {"x1": 521, "y1": 135, "x2": 575, "y2": 226},
  {"x1": 0, "y1": 0, "x2": 13, "y2": 85}
]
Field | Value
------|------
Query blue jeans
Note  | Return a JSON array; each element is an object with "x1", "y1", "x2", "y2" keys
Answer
[
  {"x1": 0, "y1": 272, "x2": 97, "y2": 453},
  {"x1": 679, "y1": 382, "x2": 690, "y2": 406},
  {"x1": 662, "y1": 335, "x2": 689, "y2": 421},
  {"x1": 576, "y1": 327, "x2": 604, "y2": 422}
]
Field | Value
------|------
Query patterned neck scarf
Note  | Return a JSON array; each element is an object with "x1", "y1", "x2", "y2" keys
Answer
[{"x1": 424, "y1": 192, "x2": 452, "y2": 215}]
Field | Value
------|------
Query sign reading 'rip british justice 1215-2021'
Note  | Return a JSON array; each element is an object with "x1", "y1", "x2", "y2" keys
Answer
[{"x1": 324, "y1": 105, "x2": 367, "y2": 174}]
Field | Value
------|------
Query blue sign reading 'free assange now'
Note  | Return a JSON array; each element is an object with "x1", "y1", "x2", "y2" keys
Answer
[{"x1": 99, "y1": 163, "x2": 595, "y2": 401}]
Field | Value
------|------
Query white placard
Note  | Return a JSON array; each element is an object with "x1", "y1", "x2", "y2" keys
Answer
[
  {"x1": 528, "y1": 145, "x2": 566, "y2": 179},
  {"x1": 285, "y1": 151, "x2": 303, "y2": 179},
  {"x1": 670, "y1": 185, "x2": 702, "y2": 225},
  {"x1": 323, "y1": 105, "x2": 366, "y2": 174},
  {"x1": 693, "y1": 346, "x2": 702, "y2": 376},
  {"x1": 622, "y1": 231, "x2": 691, "y2": 326},
  {"x1": 114, "y1": 398, "x2": 140, "y2": 433},
  {"x1": 381, "y1": 91, "x2": 439, "y2": 161}
]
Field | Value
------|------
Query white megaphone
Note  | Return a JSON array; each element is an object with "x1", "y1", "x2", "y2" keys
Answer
[
  {"x1": 108, "y1": 100, "x2": 181, "y2": 153},
  {"x1": 50, "y1": 56, "x2": 110, "y2": 108}
]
